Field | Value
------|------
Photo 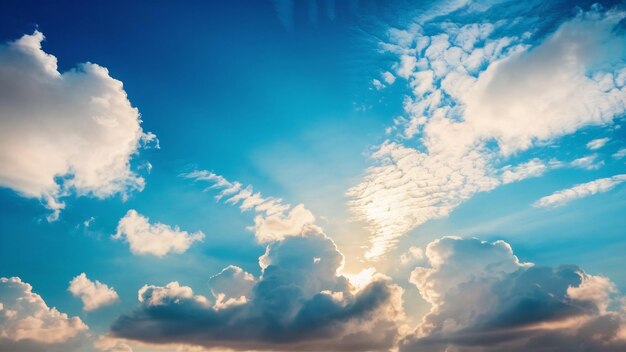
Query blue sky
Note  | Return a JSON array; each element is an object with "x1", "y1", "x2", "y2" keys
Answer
[{"x1": 1, "y1": 1, "x2": 626, "y2": 351}]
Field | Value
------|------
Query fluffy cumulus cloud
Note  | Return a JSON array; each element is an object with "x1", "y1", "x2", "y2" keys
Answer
[
  {"x1": 400, "y1": 237, "x2": 626, "y2": 352},
  {"x1": 113, "y1": 209, "x2": 205, "y2": 256},
  {"x1": 68, "y1": 273, "x2": 119, "y2": 311},
  {"x1": 0, "y1": 277, "x2": 88, "y2": 351},
  {"x1": 0, "y1": 31, "x2": 155, "y2": 220},
  {"x1": 182, "y1": 171, "x2": 319, "y2": 242},
  {"x1": 111, "y1": 229, "x2": 405, "y2": 351},
  {"x1": 533, "y1": 174, "x2": 626, "y2": 208},
  {"x1": 349, "y1": 3, "x2": 626, "y2": 259}
]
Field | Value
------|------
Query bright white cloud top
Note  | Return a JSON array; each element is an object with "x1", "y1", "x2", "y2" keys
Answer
[
  {"x1": 113, "y1": 209, "x2": 205, "y2": 256},
  {"x1": 349, "y1": 7, "x2": 626, "y2": 260},
  {"x1": 68, "y1": 273, "x2": 119, "y2": 311},
  {"x1": 0, "y1": 31, "x2": 155, "y2": 221},
  {"x1": 0, "y1": 277, "x2": 88, "y2": 351},
  {"x1": 534, "y1": 174, "x2": 626, "y2": 208}
]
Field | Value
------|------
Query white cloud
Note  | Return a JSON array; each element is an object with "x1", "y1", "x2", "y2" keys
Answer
[
  {"x1": 138, "y1": 282, "x2": 209, "y2": 307},
  {"x1": 113, "y1": 210, "x2": 205, "y2": 256},
  {"x1": 183, "y1": 171, "x2": 319, "y2": 242},
  {"x1": 587, "y1": 137, "x2": 610, "y2": 150},
  {"x1": 567, "y1": 272, "x2": 616, "y2": 313},
  {"x1": 347, "y1": 142, "x2": 500, "y2": 260},
  {"x1": 0, "y1": 31, "x2": 155, "y2": 221},
  {"x1": 395, "y1": 55, "x2": 417, "y2": 79},
  {"x1": 372, "y1": 78, "x2": 384, "y2": 90},
  {"x1": 208, "y1": 265, "x2": 256, "y2": 309},
  {"x1": 0, "y1": 277, "x2": 88, "y2": 351},
  {"x1": 68, "y1": 273, "x2": 118, "y2": 311},
  {"x1": 400, "y1": 237, "x2": 626, "y2": 352},
  {"x1": 94, "y1": 336, "x2": 134, "y2": 352},
  {"x1": 533, "y1": 174, "x2": 626, "y2": 208},
  {"x1": 382, "y1": 71, "x2": 396, "y2": 85},
  {"x1": 613, "y1": 147, "x2": 626, "y2": 159},
  {"x1": 570, "y1": 154, "x2": 604, "y2": 170},
  {"x1": 349, "y1": 7, "x2": 626, "y2": 259},
  {"x1": 400, "y1": 246, "x2": 424, "y2": 265},
  {"x1": 501, "y1": 158, "x2": 551, "y2": 184},
  {"x1": 460, "y1": 9, "x2": 626, "y2": 155}
]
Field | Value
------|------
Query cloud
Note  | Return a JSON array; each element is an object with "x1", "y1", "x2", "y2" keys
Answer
[
  {"x1": 533, "y1": 174, "x2": 626, "y2": 208},
  {"x1": 382, "y1": 71, "x2": 396, "y2": 84},
  {"x1": 209, "y1": 265, "x2": 256, "y2": 309},
  {"x1": 613, "y1": 147, "x2": 626, "y2": 159},
  {"x1": 587, "y1": 137, "x2": 610, "y2": 150},
  {"x1": 400, "y1": 246, "x2": 425, "y2": 265},
  {"x1": 111, "y1": 230, "x2": 405, "y2": 351},
  {"x1": 0, "y1": 31, "x2": 155, "y2": 220},
  {"x1": 182, "y1": 171, "x2": 319, "y2": 242},
  {"x1": 68, "y1": 273, "x2": 119, "y2": 311},
  {"x1": 0, "y1": 277, "x2": 88, "y2": 351},
  {"x1": 138, "y1": 281, "x2": 210, "y2": 307},
  {"x1": 400, "y1": 237, "x2": 626, "y2": 352},
  {"x1": 113, "y1": 210, "x2": 205, "y2": 256},
  {"x1": 94, "y1": 336, "x2": 134, "y2": 352},
  {"x1": 373, "y1": 78, "x2": 384, "y2": 90},
  {"x1": 349, "y1": 5, "x2": 626, "y2": 259},
  {"x1": 570, "y1": 154, "x2": 604, "y2": 170}
]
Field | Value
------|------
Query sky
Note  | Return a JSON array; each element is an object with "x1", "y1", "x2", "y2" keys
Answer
[{"x1": 1, "y1": 0, "x2": 626, "y2": 351}]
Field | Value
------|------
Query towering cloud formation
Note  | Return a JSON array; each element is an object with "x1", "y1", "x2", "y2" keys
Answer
[
  {"x1": 0, "y1": 277, "x2": 88, "y2": 351},
  {"x1": 111, "y1": 229, "x2": 405, "y2": 351},
  {"x1": 0, "y1": 31, "x2": 155, "y2": 220},
  {"x1": 349, "y1": 5, "x2": 626, "y2": 259},
  {"x1": 400, "y1": 237, "x2": 626, "y2": 352}
]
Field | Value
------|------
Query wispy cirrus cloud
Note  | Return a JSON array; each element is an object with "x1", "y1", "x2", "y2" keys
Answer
[
  {"x1": 533, "y1": 174, "x2": 626, "y2": 208},
  {"x1": 587, "y1": 137, "x2": 610, "y2": 150},
  {"x1": 182, "y1": 170, "x2": 318, "y2": 242}
]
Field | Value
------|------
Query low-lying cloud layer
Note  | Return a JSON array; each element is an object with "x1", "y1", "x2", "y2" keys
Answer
[
  {"x1": 400, "y1": 237, "x2": 626, "y2": 352},
  {"x1": 111, "y1": 229, "x2": 405, "y2": 351}
]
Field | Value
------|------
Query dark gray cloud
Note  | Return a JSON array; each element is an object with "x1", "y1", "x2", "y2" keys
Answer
[
  {"x1": 400, "y1": 237, "x2": 626, "y2": 352},
  {"x1": 111, "y1": 231, "x2": 404, "y2": 351}
]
